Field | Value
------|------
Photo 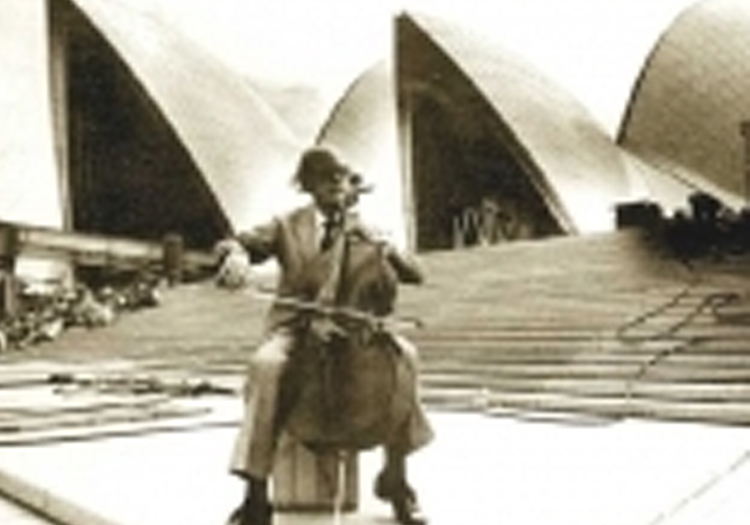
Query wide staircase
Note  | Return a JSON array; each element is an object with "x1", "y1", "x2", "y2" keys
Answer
[
  {"x1": 402, "y1": 230, "x2": 750, "y2": 425},
  {"x1": 6, "y1": 229, "x2": 750, "y2": 427}
]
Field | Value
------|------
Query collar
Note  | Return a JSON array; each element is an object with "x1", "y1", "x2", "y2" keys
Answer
[
  {"x1": 313, "y1": 207, "x2": 327, "y2": 229},
  {"x1": 314, "y1": 205, "x2": 345, "y2": 226}
]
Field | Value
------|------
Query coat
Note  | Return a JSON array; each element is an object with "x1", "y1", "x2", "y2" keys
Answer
[{"x1": 235, "y1": 203, "x2": 423, "y2": 333}]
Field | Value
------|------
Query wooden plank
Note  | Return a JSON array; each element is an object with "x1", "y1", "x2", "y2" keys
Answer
[{"x1": 2, "y1": 221, "x2": 214, "y2": 271}]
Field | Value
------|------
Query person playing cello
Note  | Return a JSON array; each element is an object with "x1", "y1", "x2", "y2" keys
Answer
[{"x1": 215, "y1": 147, "x2": 434, "y2": 525}]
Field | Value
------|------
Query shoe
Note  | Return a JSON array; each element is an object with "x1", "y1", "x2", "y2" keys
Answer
[
  {"x1": 374, "y1": 472, "x2": 428, "y2": 525},
  {"x1": 226, "y1": 500, "x2": 273, "y2": 525}
]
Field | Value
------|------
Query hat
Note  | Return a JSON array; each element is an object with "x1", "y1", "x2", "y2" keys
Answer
[{"x1": 294, "y1": 147, "x2": 349, "y2": 192}]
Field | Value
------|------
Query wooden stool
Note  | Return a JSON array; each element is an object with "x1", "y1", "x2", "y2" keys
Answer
[{"x1": 272, "y1": 433, "x2": 358, "y2": 511}]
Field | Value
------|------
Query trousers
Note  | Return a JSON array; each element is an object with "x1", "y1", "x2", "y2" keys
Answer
[{"x1": 229, "y1": 329, "x2": 434, "y2": 479}]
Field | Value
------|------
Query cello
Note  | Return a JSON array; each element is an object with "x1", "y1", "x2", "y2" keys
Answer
[{"x1": 275, "y1": 215, "x2": 420, "y2": 453}]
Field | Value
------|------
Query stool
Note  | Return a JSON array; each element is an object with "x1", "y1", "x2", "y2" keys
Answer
[{"x1": 272, "y1": 433, "x2": 358, "y2": 511}]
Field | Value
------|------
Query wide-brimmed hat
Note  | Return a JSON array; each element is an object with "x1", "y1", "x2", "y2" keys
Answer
[{"x1": 294, "y1": 147, "x2": 350, "y2": 191}]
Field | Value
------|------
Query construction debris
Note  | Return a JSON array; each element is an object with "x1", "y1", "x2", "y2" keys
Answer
[{"x1": 0, "y1": 272, "x2": 164, "y2": 352}]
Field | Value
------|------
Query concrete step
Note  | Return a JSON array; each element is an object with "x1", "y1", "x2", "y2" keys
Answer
[{"x1": 422, "y1": 374, "x2": 750, "y2": 402}]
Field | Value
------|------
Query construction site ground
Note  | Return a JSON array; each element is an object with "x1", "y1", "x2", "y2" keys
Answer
[{"x1": 2, "y1": 230, "x2": 750, "y2": 525}]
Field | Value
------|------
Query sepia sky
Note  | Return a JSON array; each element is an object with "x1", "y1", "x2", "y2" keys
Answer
[{"x1": 113, "y1": 0, "x2": 699, "y2": 135}]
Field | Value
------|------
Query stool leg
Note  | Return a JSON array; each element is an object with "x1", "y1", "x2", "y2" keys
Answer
[{"x1": 332, "y1": 450, "x2": 346, "y2": 525}]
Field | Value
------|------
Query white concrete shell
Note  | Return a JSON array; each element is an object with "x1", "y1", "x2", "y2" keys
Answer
[{"x1": 619, "y1": 0, "x2": 750, "y2": 209}]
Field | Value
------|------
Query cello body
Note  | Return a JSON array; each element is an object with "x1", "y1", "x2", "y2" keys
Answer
[{"x1": 278, "y1": 232, "x2": 416, "y2": 452}]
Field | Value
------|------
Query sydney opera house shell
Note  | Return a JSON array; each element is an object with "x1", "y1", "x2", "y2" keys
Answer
[
  {"x1": 618, "y1": 0, "x2": 750, "y2": 208},
  {"x1": 2, "y1": 0, "x2": 304, "y2": 254},
  {"x1": 1, "y1": 0, "x2": 748, "y2": 264}
]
